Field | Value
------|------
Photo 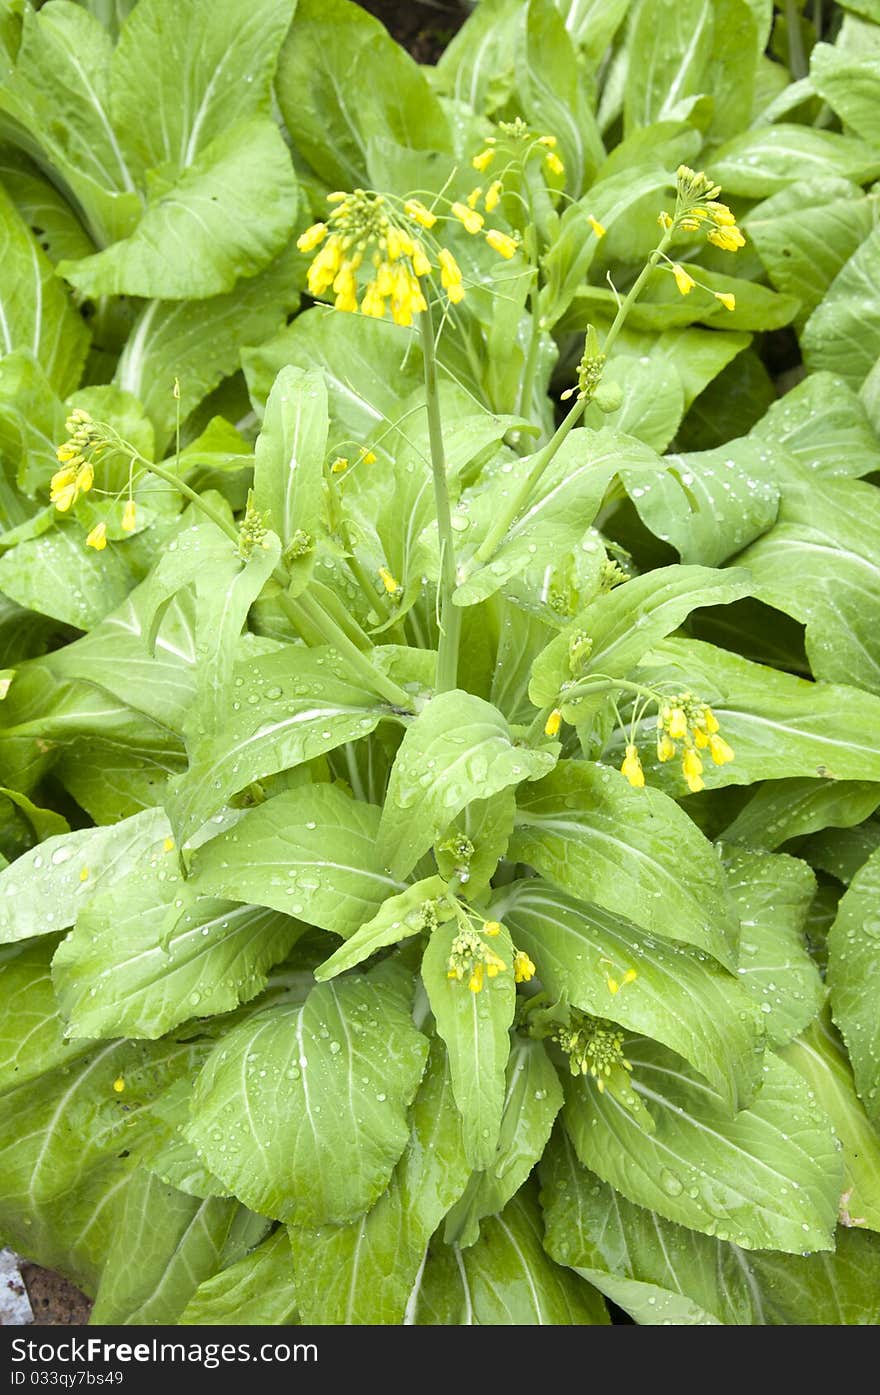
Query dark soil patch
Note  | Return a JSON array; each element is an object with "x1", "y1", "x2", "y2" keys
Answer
[
  {"x1": 19, "y1": 1264, "x2": 92, "y2": 1326},
  {"x1": 360, "y1": 0, "x2": 466, "y2": 62}
]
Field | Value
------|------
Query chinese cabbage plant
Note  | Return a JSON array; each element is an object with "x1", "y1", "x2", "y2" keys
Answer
[{"x1": 0, "y1": 0, "x2": 879, "y2": 1328}]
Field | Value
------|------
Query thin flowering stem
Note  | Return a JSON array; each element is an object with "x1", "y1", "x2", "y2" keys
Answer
[
  {"x1": 419, "y1": 300, "x2": 461, "y2": 693},
  {"x1": 466, "y1": 226, "x2": 676, "y2": 574}
]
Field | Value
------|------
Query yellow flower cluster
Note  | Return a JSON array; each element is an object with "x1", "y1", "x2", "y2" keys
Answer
[
  {"x1": 447, "y1": 921, "x2": 508, "y2": 994},
  {"x1": 446, "y1": 918, "x2": 536, "y2": 993},
  {"x1": 553, "y1": 1012, "x2": 632, "y2": 1091},
  {"x1": 656, "y1": 165, "x2": 743, "y2": 310},
  {"x1": 297, "y1": 186, "x2": 520, "y2": 326},
  {"x1": 51, "y1": 409, "x2": 101, "y2": 511},
  {"x1": 656, "y1": 692, "x2": 734, "y2": 793},
  {"x1": 472, "y1": 127, "x2": 565, "y2": 181}
]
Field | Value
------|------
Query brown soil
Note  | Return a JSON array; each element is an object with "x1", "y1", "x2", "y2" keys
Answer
[
  {"x1": 18, "y1": 1264, "x2": 92, "y2": 1326},
  {"x1": 359, "y1": 0, "x2": 466, "y2": 62}
]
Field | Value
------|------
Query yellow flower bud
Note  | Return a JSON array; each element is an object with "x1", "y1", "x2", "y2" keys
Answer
[
  {"x1": 657, "y1": 732, "x2": 676, "y2": 762},
  {"x1": 588, "y1": 215, "x2": 606, "y2": 238},
  {"x1": 544, "y1": 708, "x2": 562, "y2": 737},
  {"x1": 709, "y1": 734, "x2": 734, "y2": 765},
  {"x1": 681, "y1": 747, "x2": 704, "y2": 792},
  {"x1": 485, "y1": 228, "x2": 517, "y2": 259},
  {"x1": 451, "y1": 201, "x2": 484, "y2": 235},
  {"x1": 707, "y1": 224, "x2": 745, "y2": 251},
  {"x1": 86, "y1": 521, "x2": 107, "y2": 551},
  {"x1": 466, "y1": 186, "x2": 483, "y2": 209},
  {"x1": 472, "y1": 148, "x2": 495, "y2": 172},
  {"x1": 483, "y1": 920, "x2": 502, "y2": 937},
  {"x1": 378, "y1": 566, "x2": 401, "y2": 595},
  {"x1": 404, "y1": 199, "x2": 437, "y2": 229},
  {"x1": 513, "y1": 950, "x2": 536, "y2": 983},
  {"x1": 122, "y1": 499, "x2": 137, "y2": 532},
  {"x1": 468, "y1": 963, "x2": 485, "y2": 993},
  {"x1": 296, "y1": 222, "x2": 328, "y2": 253},
  {"x1": 668, "y1": 707, "x2": 687, "y2": 740},
  {"x1": 544, "y1": 150, "x2": 565, "y2": 176},
  {"x1": 621, "y1": 744, "x2": 645, "y2": 789},
  {"x1": 714, "y1": 291, "x2": 736, "y2": 312},
  {"x1": 485, "y1": 180, "x2": 502, "y2": 212},
  {"x1": 672, "y1": 264, "x2": 696, "y2": 296}
]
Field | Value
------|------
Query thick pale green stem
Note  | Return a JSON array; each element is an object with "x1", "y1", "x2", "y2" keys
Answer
[
  {"x1": 279, "y1": 590, "x2": 414, "y2": 711},
  {"x1": 468, "y1": 228, "x2": 675, "y2": 573},
  {"x1": 420, "y1": 302, "x2": 461, "y2": 693},
  {"x1": 785, "y1": 0, "x2": 808, "y2": 79}
]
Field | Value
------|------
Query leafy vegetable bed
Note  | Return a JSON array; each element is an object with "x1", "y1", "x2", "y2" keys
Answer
[{"x1": 0, "y1": 0, "x2": 879, "y2": 1327}]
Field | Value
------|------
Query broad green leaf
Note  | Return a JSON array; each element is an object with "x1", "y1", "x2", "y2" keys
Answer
[
  {"x1": 539, "y1": 168, "x2": 669, "y2": 328},
  {"x1": 90, "y1": 1171, "x2": 264, "y2": 1325},
  {"x1": 42, "y1": 585, "x2": 199, "y2": 735},
  {"x1": 110, "y1": 0, "x2": 296, "y2": 177},
  {"x1": 434, "y1": 0, "x2": 521, "y2": 113},
  {"x1": 828, "y1": 847, "x2": 880, "y2": 1124},
  {"x1": 749, "y1": 370, "x2": 880, "y2": 480},
  {"x1": 139, "y1": 1078, "x2": 229, "y2": 1201},
  {"x1": 0, "y1": 936, "x2": 94, "y2": 1090},
  {"x1": 800, "y1": 817, "x2": 880, "y2": 886},
  {"x1": 181, "y1": 1228, "x2": 298, "y2": 1326},
  {"x1": 528, "y1": 563, "x2": 752, "y2": 710},
  {"x1": 0, "y1": 2, "x2": 141, "y2": 245},
  {"x1": 276, "y1": 0, "x2": 450, "y2": 189},
  {"x1": 747, "y1": 1229, "x2": 880, "y2": 1325},
  {"x1": 444, "y1": 1036, "x2": 563, "y2": 1248},
  {"x1": 738, "y1": 477, "x2": 880, "y2": 693},
  {"x1": 625, "y1": 0, "x2": 756, "y2": 145},
  {"x1": 710, "y1": 124, "x2": 880, "y2": 196},
  {"x1": 0, "y1": 518, "x2": 146, "y2": 630},
  {"x1": 189, "y1": 784, "x2": 402, "y2": 934},
  {"x1": 414, "y1": 1186, "x2": 608, "y2": 1324},
  {"x1": 0, "y1": 186, "x2": 88, "y2": 395},
  {"x1": 169, "y1": 646, "x2": 385, "y2": 846},
  {"x1": 781, "y1": 1013, "x2": 880, "y2": 1233},
  {"x1": 315, "y1": 876, "x2": 450, "y2": 982},
  {"x1": 624, "y1": 439, "x2": 779, "y2": 567},
  {"x1": 802, "y1": 225, "x2": 880, "y2": 391},
  {"x1": 584, "y1": 356, "x2": 684, "y2": 451},
  {"x1": 289, "y1": 1036, "x2": 470, "y2": 1324},
  {"x1": 0, "y1": 148, "x2": 96, "y2": 268},
  {"x1": 422, "y1": 921, "x2": 516, "y2": 1170},
  {"x1": 746, "y1": 179, "x2": 875, "y2": 328},
  {"x1": 253, "y1": 365, "x2": 327, "y2": 555},
  {"x1": 541, "y1": 1132, "x2": 758, "y2": 1323},
  {"x1": 186, "y1": 964, "x2": 428, "y2": 1226},
  {"x1": 724, "y1": 849, "x2": 822, "y2": 1046},
  {"x1": 379, "y1": 690, "x2": 555, "y2": 880},
  {"x1": 631, "y1": 638, "x2": 880, "y2": 790},
  {"x1": 453, "y1": 429, "x2": 661, "y2": 608},
  {"x1": 59, "y1": 118, "x2": 297, "y2": 299},
  {"x1": 508, "y1": 762, "x2": 740, "y2": 969},
  {"x1": 564, "y1": 1039, "x2": 842, "y2": 1252},
  {"x1": 720, "y1": 778, "x2": 880, "y2": 851},
  {"x1": 542, "y1": 1132, "x2": 880, "y2": 1324},
  {"x1": 554, "y1": 0, "x2": 630, "y2": 67},
  {"x1": 0, "y1": 1011, "x2": 205, "y2": 1289},
  {"x1": 494, "y1": 878, "x2": 763, "y2": 1112},
  {"x1": 252, "y1": 308, "x2": 423, "y2": 448},
  {"x1": 810, "y1": 41, "x2": 880, "y2": 147},
  {"x1": 114, "y1": 243, "x2": 301, "y2": 452},
  {"x1": 52, "y1": 861, "x2": 303, "y2": 1040},
  {"x1": 0, "y1": 806, "x2": 168, "y2": 944},
  {"x1": 513, "y1": 0, "x2": 603, "y2": 196}
]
